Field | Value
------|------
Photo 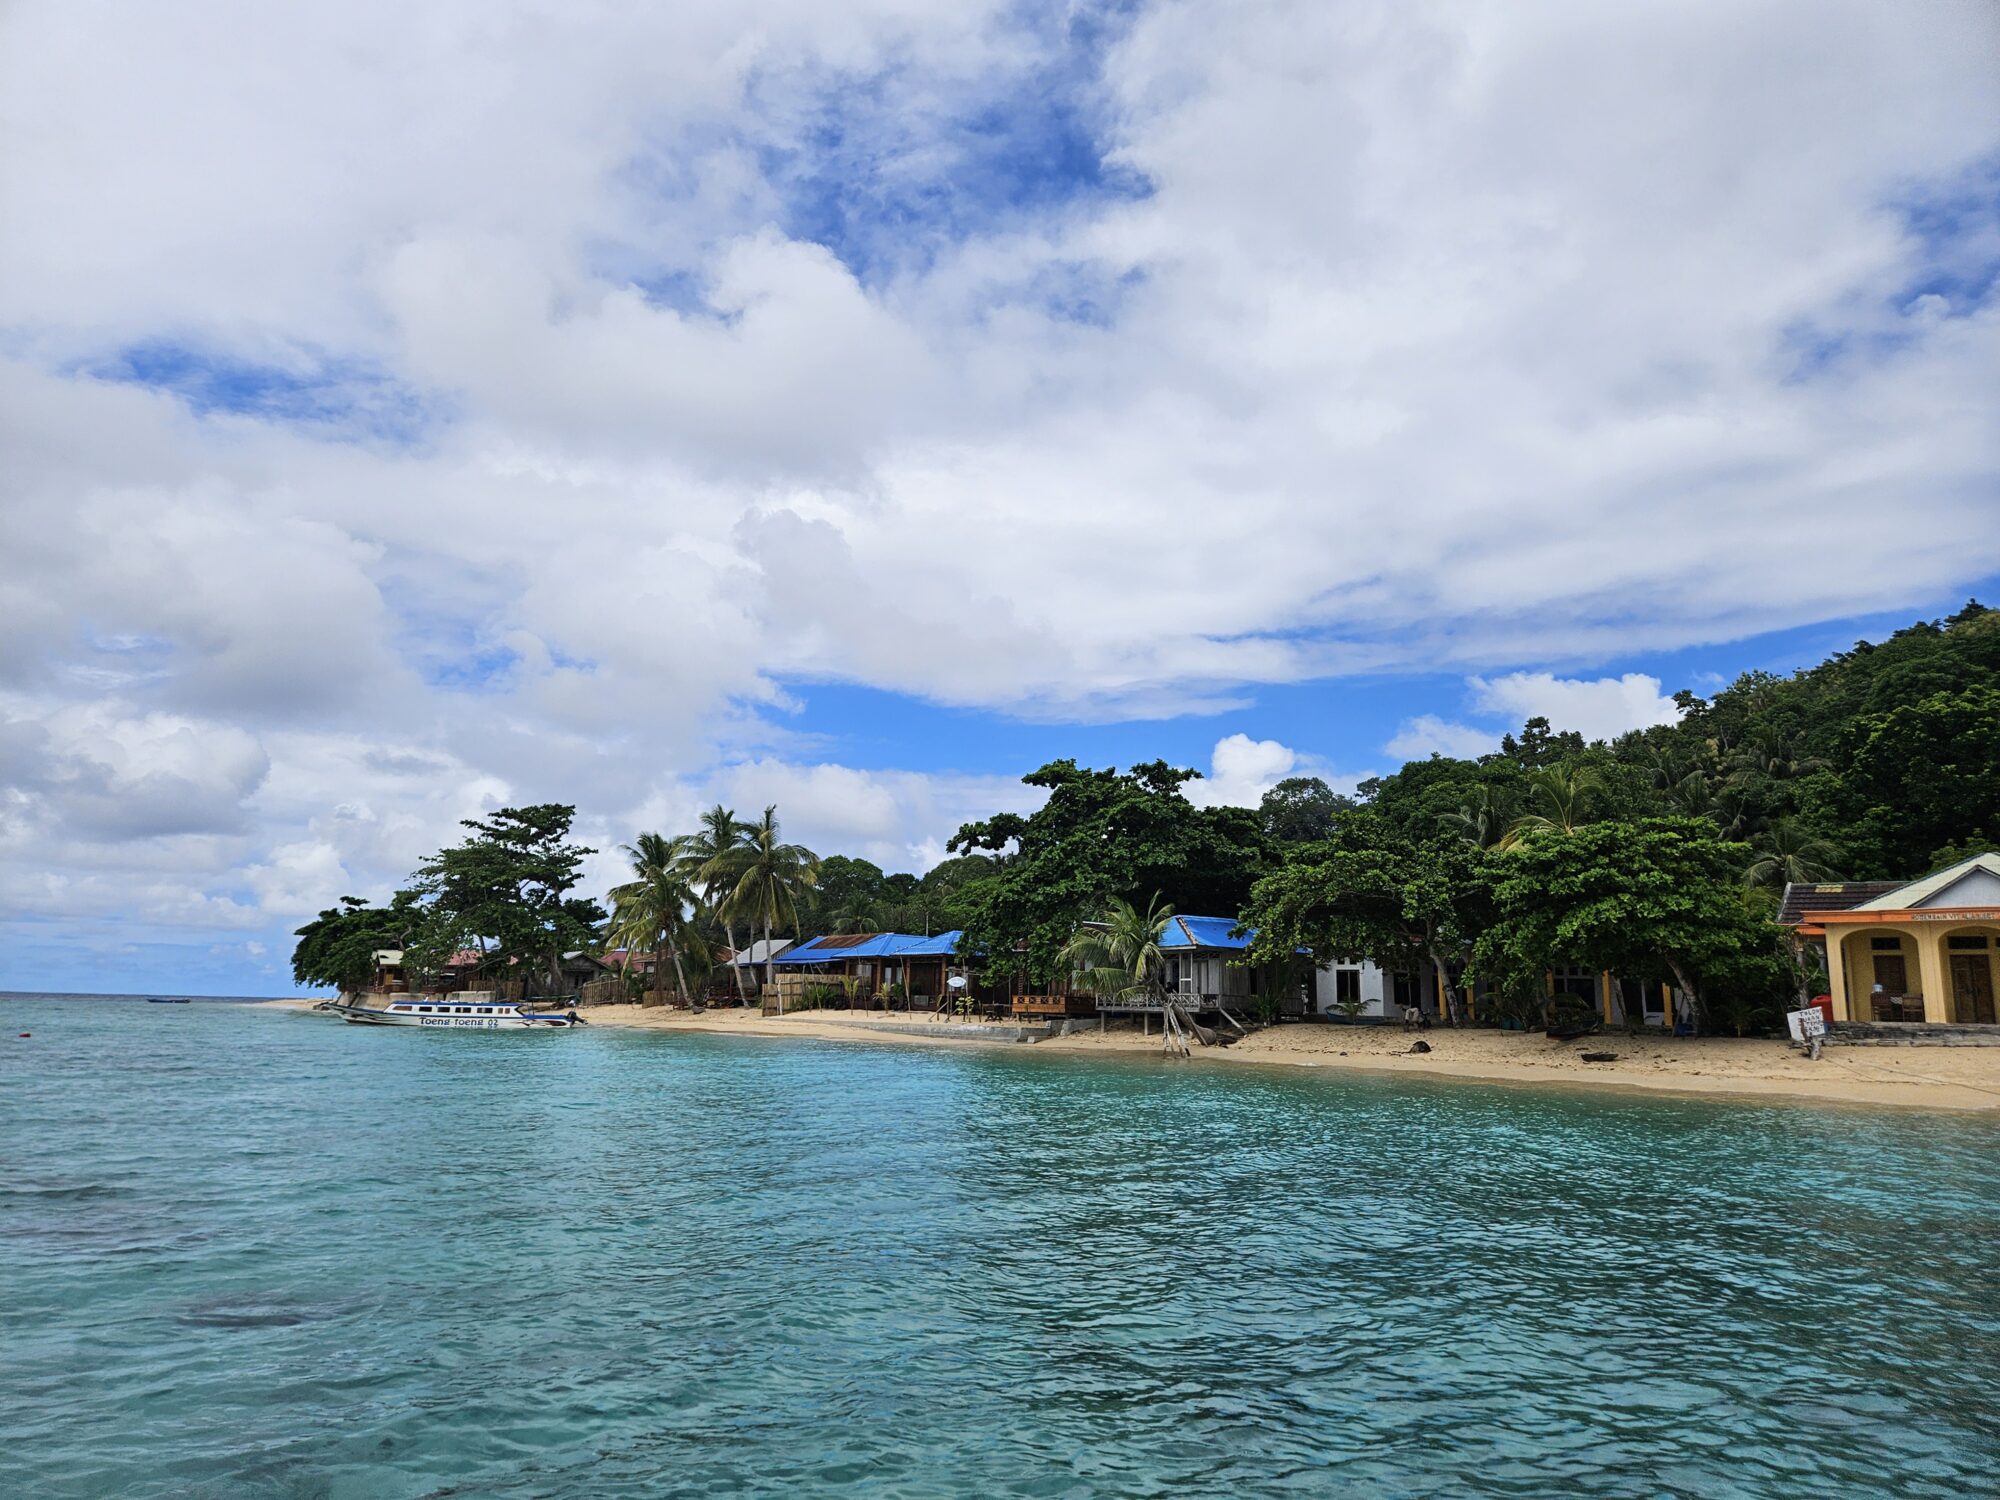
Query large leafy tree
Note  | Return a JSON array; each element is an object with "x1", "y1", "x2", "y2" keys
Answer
[
  {"x1": 1240, "y1": 811, "x2": 1486, "y2": 1020},
  {"x1": 291, "y1": 891, "x2": 427, "y2": 994},
  {"x1": 801, "y1": 854, "x2": 889, "y2": 934},
  {"x1": 1475, "y1": 818, "x2": 1787, "y2": 1025},
  {"x1": 948, "y1": 759, "x2": 1272, "y2": 985},
  {"x1": 1258, "y1": 776, "x2": 1351, "y2": 844},
  {"x1": 410, "y1": 804, "x2": 604, "y2": 998}
]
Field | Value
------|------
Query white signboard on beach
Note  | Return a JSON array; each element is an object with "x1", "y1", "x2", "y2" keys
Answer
[{"x1": 1786, "y1": 1007, "x2": 1826, "y2": 1043}]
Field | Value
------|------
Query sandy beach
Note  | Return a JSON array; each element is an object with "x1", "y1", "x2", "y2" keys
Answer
[{"x1": 357, "y1": 1000, "x2": 2000, "y2": 1113}]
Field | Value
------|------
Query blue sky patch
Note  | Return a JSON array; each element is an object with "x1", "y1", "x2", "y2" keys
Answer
[
  {"x1": 82, "y1": 339, "x2": 441, "y2": 445},
  {"x1": 1783, "y1": 155, "x2": 2000, "y2": 380},
  {"x1": 750, "y1": 1, "x2": 1151, "y2": 287}
]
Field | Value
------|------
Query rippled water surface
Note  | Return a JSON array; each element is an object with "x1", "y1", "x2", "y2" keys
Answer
[{"x1": 4, "y1": 997, "x2": 1998, "y2": 1498}]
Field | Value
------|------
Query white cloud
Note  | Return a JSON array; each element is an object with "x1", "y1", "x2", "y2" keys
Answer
[
  {"x1": 1384, "y1": 715, "x2": 1503, "y2": 762},
  {"x1": 705, "y1": 760, "x2": 1042, "y2": 873},
  {"x1": 0, "y1": 1, "x2": 1995, "y2": 986},
  {"x1": 1386, "y1": 673, "x2": 1683, "y2": 760},
  {"x1": 1469, "y1": 672, "x2": 1684, "y2": 744},
  {"x1": 1186, "y1": 734, "x2": 1296, "y2": 809}
]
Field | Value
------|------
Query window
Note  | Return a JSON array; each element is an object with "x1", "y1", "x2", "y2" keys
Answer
[
  {"x1": 1555, "y1": 967, "x2": 1598, "y2": 1004},
  {"x1": 456, "y1": 1006, "x2": 471, "y2": 1014},
  {"x1": 1335, "y1": 969, "x2": 1361, "y2": 1009},
  {"x1": 1871, "y1": 937, "x2": 1903, "y2": 951},
  {"x1": 1948, "y1": 935, "x2": 1990, "y2": 950}
]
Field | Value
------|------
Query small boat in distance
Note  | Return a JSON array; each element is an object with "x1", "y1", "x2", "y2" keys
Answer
[
  {"x1": 322, "y1": 997, "x2": 586, "y2": 1030},
  {"x1": 146, "y1": 997, "x2": 190, "y2": 1004}
]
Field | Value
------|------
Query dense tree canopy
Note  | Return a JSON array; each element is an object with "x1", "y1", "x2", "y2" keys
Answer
[
  {"x1": 291, "y1": 892, "x2": 427, "y2": 993},
  {"x1": 1239, "y1": 810, "x2": 1486, "y2": 1014},
  {"x1": 410, "y1": 804, "x2": 604, "y2": 989},
  {"x1": 1473, "y1": 819, "x2": 1786, "y2": 1013},
  {"x1": 949, "y1": 759, "x2": 1271, "y2": 984},
  {"x1": 1258, "y1": 776, "x2": 1352, "y2": 844},
  {"x1": 293, "y1": 805, "x2": 604, "y2": 997}
]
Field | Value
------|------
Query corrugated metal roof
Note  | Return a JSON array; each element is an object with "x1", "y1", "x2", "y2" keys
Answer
[
  {"x1": 728, "y1": 939, "x2": 795, "y2": 965},
  {"x1": 887, "y1": 930, "x2": 963, "y2": 956},
  {"x1": 1852, "y1": 852, "x2": 2000, "y2": 911},
  {"x1": 1158, "y1": 915, "x2": 1254, "y2": 951},
  {"x1": 774, "y1": 931, "x2": 964, "y2": 964}
]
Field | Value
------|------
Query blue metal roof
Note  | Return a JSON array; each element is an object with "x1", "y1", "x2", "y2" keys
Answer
[
  {"x1": 1157, "y1": 915, "x2": 1255, "y2": 951},
  {"x1": 886, "y1": 930, "x2": 964, "y2": 957},
  {"x1": 773, "y1": 931, "x2": 964, "y2": 965}
]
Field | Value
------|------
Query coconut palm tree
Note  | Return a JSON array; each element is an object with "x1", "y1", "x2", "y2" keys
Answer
[
  {"x1": 1442, "y1": 784, "x2": 1518, "y2": 849},
  {"x1": 1726, "y1": 733, "x2": 1825, "y2": 788},
  {"x1": 681, "y1": 805, "x2": 751, "y2": 1004},
  {"x1": 1498, "y1": 766, "x2": 1599, "y2": 849},
  {"x1": 715, "y1": 806, "x2": 819, "y2": 1007},
  {"x1": 1058, "y1": 895, "x2": 1175, "y2": 1007},
  {"x1": 607, "y1": 831, "x2": 700, "y2": 1006},
  {"x1": 1744, "y1": 819, "x2": 1840, "y2": 889}
]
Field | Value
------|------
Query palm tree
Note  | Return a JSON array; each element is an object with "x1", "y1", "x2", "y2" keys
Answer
[
  {"x1": 1705, "y1": 783, "x2": 1765, "y2": 842},
  {"x1": 607, "y1": 832, "x2": 700, "y2": 1006},
  {"x1": 1726, "y1": 733, "x2": 1824, "y2": 788},
  {"x1": 1745, "y1": 819, "x2": 1840, "y2": 889},
  {"x1": 827, "y1": 902, "x2": 880, "y2": 935},
  {"x1": 1058, "y1": 895, "x2": 1174, "y2": 1007},
  {"x1": 1442, "y1": 784, "x2": 1517, "y2": 849},
  {"x1": 1499, "y1": 766, "x2": 1599, "y2": 848},
  {"x1": 714, "y1": 806, "x2": 819, "y2": 1009},
  {"x1": 1665, "y1": 768, "x2": 1715, "y2": 818},
  {"x1": 682, "y1": 805, "x2": 751, "y2": 1005}
]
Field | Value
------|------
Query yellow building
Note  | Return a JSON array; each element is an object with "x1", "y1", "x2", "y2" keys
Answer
[{"x1": 1781, "y1": 853, "x2": 2000, "y2": 1025}]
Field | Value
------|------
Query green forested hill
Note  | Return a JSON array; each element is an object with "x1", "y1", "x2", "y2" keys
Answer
[{"x1": 1360, "y1": 600, "x2": 1999, "y2": 882}]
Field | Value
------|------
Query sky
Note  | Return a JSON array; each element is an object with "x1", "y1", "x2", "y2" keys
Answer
[{"x1": 2, "y1": 1, "x2": 1997, "y2": 995}]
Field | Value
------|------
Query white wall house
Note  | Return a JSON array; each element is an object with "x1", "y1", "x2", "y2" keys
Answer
[{"x1": 1310, "y1": 960, "x2": 1430, "y2": 1020}]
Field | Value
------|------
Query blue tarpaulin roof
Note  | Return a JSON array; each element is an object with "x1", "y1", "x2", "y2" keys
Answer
[
  {"x1": 1157, "y1": 915, "x2": 1255, "y2": 951},
  {"x1": 773, "y1": 931, "x2": 964, "y2": 964}
]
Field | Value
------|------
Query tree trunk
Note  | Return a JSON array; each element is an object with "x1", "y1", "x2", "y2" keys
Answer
[
  {"x1": 725, "y1": 918, "x2": 748, "y2": 1005},
  {"x1": 1664, "y1": 955, "x2": 1699, "y2": 1033},
  {"x1": 765, "y1": 911, "x2": 779, "y2": 1014},
  {"x1": 1426, "y1": 944, "x2": 1464, "y2": 1025},
  {"x1": 648, "y1": 942, "x2": 665, "y2": 1008},
  {"x1": 668, "y1": 934, "x2": 690, "y2": 1008}
]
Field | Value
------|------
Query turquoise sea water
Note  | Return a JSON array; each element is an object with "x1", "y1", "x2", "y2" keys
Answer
[{"x1": 4, "y1": 997, "x2": 1998, "y2": 1499}]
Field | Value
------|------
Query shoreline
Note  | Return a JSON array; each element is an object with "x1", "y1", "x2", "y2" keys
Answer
[
  {"x1": 520, "y1": 1002, "x2": 2000, "y2": 1113},
  {"x1": 261, "y1": 998, "x2": 2000, "y2": 1112}
]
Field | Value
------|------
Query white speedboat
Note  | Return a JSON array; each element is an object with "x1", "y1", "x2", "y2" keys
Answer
[{"x1": 326, "y1": 997, "x2": 586, "y2": 1030}]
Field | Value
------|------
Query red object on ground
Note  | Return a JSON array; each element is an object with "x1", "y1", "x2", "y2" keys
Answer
[{"x1": 1809, "y1": 995, "x2": 1834, "y2": 1027}]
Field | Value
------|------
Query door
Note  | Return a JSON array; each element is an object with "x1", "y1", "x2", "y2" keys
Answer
[{"x1": 1950, "y1": 954, "x2": 1996, "y2": 1025}]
